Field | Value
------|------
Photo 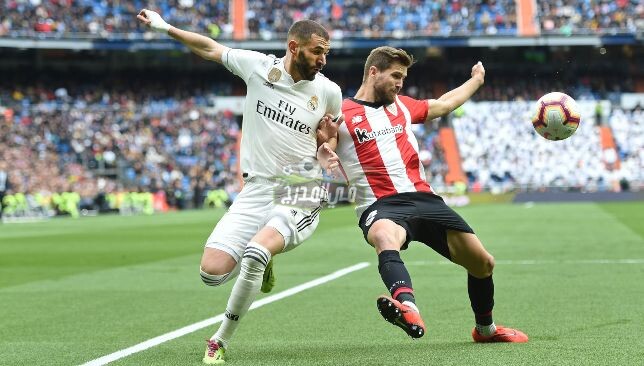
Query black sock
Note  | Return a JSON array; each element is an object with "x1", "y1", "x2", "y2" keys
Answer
[
  {"x1": 378, "y1": 250, "x2": 415, "y2": 303},
  {"x1": 468, "y1": 273, "x2": 494, "y2": 325}
]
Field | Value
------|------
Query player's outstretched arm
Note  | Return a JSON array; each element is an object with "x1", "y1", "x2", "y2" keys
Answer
[
  {"x1": 425, "y1": 61, "x2": 485, "y2": 120},
  {"x1": 137, "y1": 9, "x2": 228, "y2": 64}
]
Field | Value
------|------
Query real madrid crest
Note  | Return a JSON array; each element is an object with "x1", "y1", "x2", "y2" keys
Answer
[
  {"x1": 307, "y1": 96, "x2": 319, "y2": 111},
  {"x1": 268, "y1": 67, "x2": 281, "y2": 83}
]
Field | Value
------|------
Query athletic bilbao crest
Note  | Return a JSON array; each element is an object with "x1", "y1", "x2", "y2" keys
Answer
[{"x1": 386, "y1": 103, "x2": 398, "y2": 116}]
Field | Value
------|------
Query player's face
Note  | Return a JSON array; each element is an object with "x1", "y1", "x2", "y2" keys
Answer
[
  {"x1": 295, "y1": 34, "x2": 330, "y2": 81},
  {"x1": 373, "y1": 62, "x2": 407, "y2": 105}
]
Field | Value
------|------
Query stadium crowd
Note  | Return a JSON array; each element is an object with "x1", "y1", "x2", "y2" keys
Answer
[
  {"x1": 606, "y1": 105, "x2": 643, "y2": 190},
  {"x1": 1, "y1": 0, "x2": 641, "y2": 39},
  {"x1": 452, "y1": 102, "x2": 642, "y2": 193},
  {"x1": 538, "y1": 0, "x2": 643, "y2": 35},
  {"x1": 2, "y1": 78, "x2": 641, "y2": 219},
  {"x1": 0, "y1": 80, "x2": 241, "y2": 218}
]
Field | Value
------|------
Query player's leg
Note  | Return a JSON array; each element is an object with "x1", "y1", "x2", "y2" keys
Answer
[
  {"x1": 201, "y1": 182, "x2": 273, "y2": 364},
  {"x1": 210, "y1": 203, "x2": 319, "y2": 355},
  {"x1": 445, "y1": 231, "x2": 496, "y2": 332},
  {"x1": 211, "y1": 226, "x2": 284, "y2": 353},
  {"x1": 366, "y1": 218, "x2": 426, "y2": 338},
  {"x1": 200, "y1": 181, "x2": 274, "y2": 287},
  {"x1": 446, "y1": 230, "x2": 528, "y2": 343},
  {"x1": 367, "y1": 219, "x2": 413, "y2": 302}
]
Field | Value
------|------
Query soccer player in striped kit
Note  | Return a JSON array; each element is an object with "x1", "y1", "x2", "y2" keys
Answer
[{"x1": 329, "y1": 46, "x2": 528, "y2": 342}]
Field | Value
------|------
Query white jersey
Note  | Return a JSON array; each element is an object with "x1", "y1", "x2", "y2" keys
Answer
[{"x1": 222, "y1": 48, "x2": 343, "y2": 180}]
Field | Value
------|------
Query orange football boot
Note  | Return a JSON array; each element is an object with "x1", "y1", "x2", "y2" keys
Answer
[
  {"x1": 472, "y1": 325, "x2": 528, "y2": 343},
  {"x1": 377, "y1": 295, "x2": 426, "y2": 338}
]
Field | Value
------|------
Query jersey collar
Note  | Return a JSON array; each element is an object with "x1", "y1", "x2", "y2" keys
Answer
[
  {"x1": 349, "y1": 97, "x2": 385, "y2": 109},
  {"x1": 278, "y1": 57, "x2": 315, "y2": 86}
]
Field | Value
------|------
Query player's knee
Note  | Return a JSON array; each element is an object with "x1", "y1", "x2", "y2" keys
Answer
[
  {"x1": 199, "y1": 257, "x2": 231, "y2": 276},
  {"x1": 368, "y1": 223, "x2": 404, "y2": 251},
  {"x1": 473, "y1": 254, "x2": 495, "y2": 278},
  {"x1": 200, "y1": 267, "x2": 233, "y2": 287}
]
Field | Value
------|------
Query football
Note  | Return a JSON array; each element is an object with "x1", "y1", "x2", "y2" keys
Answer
[{"x1": 531, "y1": 92, "x2": 581, "y2": 141}]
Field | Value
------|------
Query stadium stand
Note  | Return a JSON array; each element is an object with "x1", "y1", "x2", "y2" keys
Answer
[
  {"x1": 451, "y1": 101, "x2": 642, "y2": 193},
  {"x1": 0, "y1": 76, "x2": 241, "y2": 218},
  {"x1": 537, "y1": 0, "x2": 643, "y2": 35},
  {"x1": 1, "y1": 0, "x2": 641, "y2": 39}
]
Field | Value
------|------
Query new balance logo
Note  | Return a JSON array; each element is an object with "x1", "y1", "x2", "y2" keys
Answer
[{"x1": 225, "y1": 311, "x2": 239, "y2": 321}]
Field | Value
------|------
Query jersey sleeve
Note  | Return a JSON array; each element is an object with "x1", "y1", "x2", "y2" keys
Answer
[
  {"x1": 326, "y1": 82, "x2": 343, "y2": 122},
  {"x1": 398, "y1": 95, "x2": 429, "y2": 124},
  {"x1": 222, "y1": 48, "x2": 271, "y2": 84}
]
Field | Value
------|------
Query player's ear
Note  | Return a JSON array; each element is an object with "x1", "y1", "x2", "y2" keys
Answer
[
  {"x1": 368, "y1": 66, "x2": 379, "y2": 79},
  {"x1": 287, "y1": 39, "x2": 299, "y2": 56}
]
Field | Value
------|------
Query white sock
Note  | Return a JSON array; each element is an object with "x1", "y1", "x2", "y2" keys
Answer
[
  {"x1": 476, "y1": 322, "x2": 497, "y2": 336},
  {"x1": 402, "y1": 300, "x2": 419, "y2": 313},
  {"x1": 213, "y1": 242, "x2": 271, "y2": 348}
]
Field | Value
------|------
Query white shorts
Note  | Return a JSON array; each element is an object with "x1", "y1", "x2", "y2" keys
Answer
[{"x1": 205, "y1": 179, "x2": 322, "y2": 262}]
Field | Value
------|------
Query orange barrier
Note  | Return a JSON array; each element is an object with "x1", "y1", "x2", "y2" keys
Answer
[
  {"x1": 439, "y1": 127, "x2": 466, "y2": 185},
  {"x1": 599, "y1": 126, "x2": 621, "y2": 169},
  {"x1": 232, "y1": 0, "x2": 246, "y2": 40},
  {"x1": 517, "y1": 0, "x2": 539, "y2": 36},
  {"x1": 153, "y1": 191, "x2": 169, "y2": 212}
]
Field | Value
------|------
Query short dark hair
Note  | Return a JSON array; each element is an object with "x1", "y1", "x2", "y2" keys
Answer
[
  {"x1": 287, "y1": 20, "x2": 329, "y2": 44},
  {"x1": 363, "y1": 46, "x2": 414, "y2": 81}
]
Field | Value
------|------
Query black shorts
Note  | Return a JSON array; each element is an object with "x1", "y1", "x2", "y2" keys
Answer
[{"x1": 358, "y1": 192, "x2": 474, "y2": 259}]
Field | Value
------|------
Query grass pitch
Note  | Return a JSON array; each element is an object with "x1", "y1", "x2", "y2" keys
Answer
[{"x1": 1, "y1": 201, "x2": 643, "y2": 365}]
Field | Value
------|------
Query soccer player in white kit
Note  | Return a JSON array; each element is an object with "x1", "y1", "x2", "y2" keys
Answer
[
  {"x1": 137, "y1": 10, "x2": 342, "y2": 364},
  {"x1": 332, "y1": 47, "x2": 528, "y2": 343}
]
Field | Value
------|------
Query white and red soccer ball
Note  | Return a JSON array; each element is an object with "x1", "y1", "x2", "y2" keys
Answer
[{"x1": 532, "y1": 92, "x2": 581, "y2": 141}]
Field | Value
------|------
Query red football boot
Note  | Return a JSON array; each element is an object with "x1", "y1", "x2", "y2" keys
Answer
[
  {"x1": 472, "y1": 325, "x2": 529, "y2": 343},
  {"x1": 377, "y1": 295, "x2": 426, "y2": 338}
]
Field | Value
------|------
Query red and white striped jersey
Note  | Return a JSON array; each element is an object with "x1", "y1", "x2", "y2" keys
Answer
[{"x1": 337, "y1": 95, "x2": 434, "y2": 217}]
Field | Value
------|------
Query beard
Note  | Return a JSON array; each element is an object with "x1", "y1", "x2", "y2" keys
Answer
[
  {"x1": 295, "y1": 51, "x2": 318, "y2": 81},
  {"x1": 374, "y1": 82, "x2": 397, "y2": 106}
]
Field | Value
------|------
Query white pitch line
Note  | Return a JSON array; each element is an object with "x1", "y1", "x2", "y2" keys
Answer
[
  {"x1": 80, "y1": 262, "x2": 370, "y2": 366},
  {"x1": 406, "y1": 259, "x2": 644, "y2": 266}
]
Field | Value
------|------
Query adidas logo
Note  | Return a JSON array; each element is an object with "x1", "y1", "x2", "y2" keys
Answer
[{"x1": 225, "y1": 311, "x2": 239, "y2": 321}]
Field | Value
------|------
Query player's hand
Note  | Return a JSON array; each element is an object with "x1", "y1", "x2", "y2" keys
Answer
[
  {"x1": 471, "y1": 61, "x2": 485, "y2": 85},
  {"x1": 137, "y1": 9, "x2": 171, "y2": 33},
  {"x1": 316, "y1": 113, "x2": 340, "y2": 147},
  {"x1": 317, "y1": 142, "x2": 340, "y2": 178}
]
